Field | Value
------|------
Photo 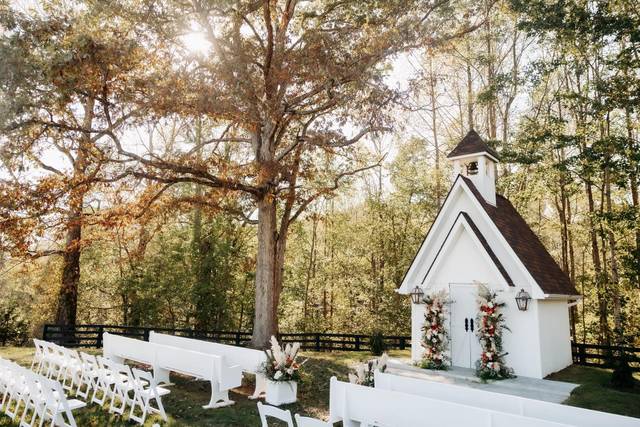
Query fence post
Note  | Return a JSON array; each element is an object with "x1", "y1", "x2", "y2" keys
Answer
[
  {"x1": 579, "y1": 343, "x2": 586, "y2": 365},
  {"x1": 400, "y1": 337, "x2": 406, "y2": 350},
  {"x1": 143, "y1": 328, "x2": 150, "y2": 342},
  {"x1": 355, "y1": 336, "x2": 360, "y2": 351},
  {"x1": 315, "y1": 333, "x2": 321, "y2": 352},
  {"x1": 42, "y1": 324, "x2": 49, "y2": 341},
  {"x1": 97, "y1": 325, "x2": 104, "y2": 348},
  {"x1": 235, "y1": 332, "x2": 241, "y2": 346}
]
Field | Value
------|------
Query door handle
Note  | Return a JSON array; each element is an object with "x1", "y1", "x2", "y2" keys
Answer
[
  {"x1": 464, "y1": 318, "x2": 469, "y2": 332},
  {"x1": 470, "y1": 318, "x2": 474, "y2": 332}
]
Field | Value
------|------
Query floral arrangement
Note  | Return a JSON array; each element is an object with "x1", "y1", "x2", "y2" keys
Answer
[
  {"x1": 263, "y1": 336, "x2": 306, "y2": 382},
  {"x1": 419, "y1": 290, "x2": 450, "y2": 370},
  {"x1": 348, "y1": 353, "x2": 388, "y2": 387},
  {"x1": 475, "y1": 285, "x2": 514, "y2": 380}
]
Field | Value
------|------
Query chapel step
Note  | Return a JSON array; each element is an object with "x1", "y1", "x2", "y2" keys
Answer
[{"x1": 386, "y1": 360, "x2": 579, "y2": 404}]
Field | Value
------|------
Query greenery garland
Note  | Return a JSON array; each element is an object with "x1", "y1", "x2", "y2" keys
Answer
[
  {"x1": 475, "y1": 285, "x2": 514, "y2": 380},
  {"x1": 420, "y1": 290, "x2": 450, "y2": 370}
]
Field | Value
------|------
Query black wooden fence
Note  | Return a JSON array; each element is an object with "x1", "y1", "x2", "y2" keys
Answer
[
  {"x1": 571, "y1": 342, "x2": 640, "y2": 371},
  {"x1": 41, "y1": 324, "x2": 639, "y2": 368},
  {"x1": 42, "y1": 324, "x2": 411, "y2": 352}
]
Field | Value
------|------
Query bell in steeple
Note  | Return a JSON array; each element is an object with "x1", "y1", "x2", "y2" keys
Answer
[{"x1": 447, "y1": 130, "x2": 499, "y2": 205}]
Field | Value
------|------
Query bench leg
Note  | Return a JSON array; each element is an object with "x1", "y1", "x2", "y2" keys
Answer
[
  {"x1": 248, "y1": 373, "x2": 267, "y2": 400},
  {"x1": 153, "y1": 367, "x2": 171, "y2": 385},
  {"x1": 202, "y1": 382, "x2": 235, "y2": 409}
]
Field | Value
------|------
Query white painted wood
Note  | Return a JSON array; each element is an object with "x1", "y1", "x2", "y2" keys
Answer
[
  {"x1": 294, "y1": 414, "x2": 331, "y2": 427},
  {"x1": 148, "y1": 331, "x2": 267, "y2": 399},
  {"x1": 257, "y1": 402, "x2": 294, "y2": 427},
  {"x1": 450, "y1": 283, "x2": 482, "y2": 369},
  {"x1": 265, "y1": 380, "x2": 297, "y2": 406},
  {"x1": 329, "y1": 377, "x2": 574, "y2": 427},
  {"x1": 374, "y1": 371, "x2": 640, "y2": 427},
  {"x1": 102, "y1": 332, "x2": 242, "y2": 409},
  {"x1": 400, "y1": 174, "x2": 574, "y2": 378}
]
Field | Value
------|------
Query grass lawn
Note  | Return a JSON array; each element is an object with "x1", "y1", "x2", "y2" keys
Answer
[
  {"x1": 0, "y1": 346, "x2": 408, "y2": 426},
  {"x1": 547, "y1": 364, "x2": 640, "y2": 418},
  {"x1": 1, "y1": 346, "x2": 638, "y2": 426}
]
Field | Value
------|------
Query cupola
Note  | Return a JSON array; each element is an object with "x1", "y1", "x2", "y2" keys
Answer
[{"x1": 447, "y1": 130, "x2": 499, "y2": 205}]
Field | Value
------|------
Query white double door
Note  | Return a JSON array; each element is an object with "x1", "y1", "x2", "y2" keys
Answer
[{"x1": 449, "y1": 283, "x2": 482, "y2": 369}]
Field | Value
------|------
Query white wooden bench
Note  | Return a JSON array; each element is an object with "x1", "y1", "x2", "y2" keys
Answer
[
  {"x1": 374, "y1": 371, "x2": 640, "y2": 427},
  {"x1": 149, "y1": 332, "x2": 268, "y2": 399},
  {"x1": 102, "y1": 332, "x2": 242, "y2": 408},
  {"x1": 329, "y1": 377, "x2": 575, "y2": 427}
]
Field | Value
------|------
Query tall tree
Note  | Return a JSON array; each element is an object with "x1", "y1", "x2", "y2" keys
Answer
[
  {"x1": 0, "y1": 3, "x2": 155, "y2": 325},
  {"x1": 101, "y1": 0, "x2": 487, "y2": 347}
]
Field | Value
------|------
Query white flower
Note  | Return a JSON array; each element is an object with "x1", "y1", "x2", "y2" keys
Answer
[
  {"x1": 274, "y1": 371, "x2": 283, "y2": 380},
  {"x1": 378, "y1": 353, "x2": 388, "y2": 370}
]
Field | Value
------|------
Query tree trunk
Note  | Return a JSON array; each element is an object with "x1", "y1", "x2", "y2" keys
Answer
[
  {"x1": 55, "y1": 214, "x2": 82, "y2": 325},
  {"x1": 251, "y1": 196, "x2": 279, "y2": 349},
  {"x1": 428, "y1": 55, "x2": 441, "y2": 206},
  {"x1": 54, "y1": 97, "x2": 94, "y2": 326}
]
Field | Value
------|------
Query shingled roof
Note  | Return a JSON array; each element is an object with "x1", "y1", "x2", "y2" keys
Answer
[
  {"x1": 460, "y1": 176, "x2": 579, "y2": 296},
  {"x1": 447, "y1": 129, "x2": 500, "y2": 161}
]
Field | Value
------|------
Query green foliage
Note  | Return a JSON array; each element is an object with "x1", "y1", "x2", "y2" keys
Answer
[{"x1": 0, "y1": 302, "x2": 28, "y2": 346}]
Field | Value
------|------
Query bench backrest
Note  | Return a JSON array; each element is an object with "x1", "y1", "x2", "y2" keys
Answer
[
  {"x1": 374, "y1": 371, "x2": 640, "y2": 427},
  {"x1": 104, "y1": 332, "x2": 158, "y2": 365},
  {"x1": 103, "y1": 332, "x2": 239, "y2": 389},
  {"x1": 149, "y1": 331, "x2": 266, "y2": 373},
  {"x1": 329, "y1": 377, "x2": 574, "y2": 427}
]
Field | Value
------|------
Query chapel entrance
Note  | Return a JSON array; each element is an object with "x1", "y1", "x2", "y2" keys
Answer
[{"x1": 449, "y1": 283, "x2": 482, "y2": 369}]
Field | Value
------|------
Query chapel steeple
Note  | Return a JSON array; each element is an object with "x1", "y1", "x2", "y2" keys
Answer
[{"x1": 447, "y1": 130, "x2": 499, "y2": 205}]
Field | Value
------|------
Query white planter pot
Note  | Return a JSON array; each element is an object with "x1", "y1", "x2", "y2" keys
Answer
[{"x1": 265, "y1": 380, "x2": 298, "y2": 406}]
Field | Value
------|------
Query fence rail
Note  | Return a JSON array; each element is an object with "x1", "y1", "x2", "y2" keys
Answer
[
  {"x1": 571, "y1": 342, "x2": 640, "y2": 371},
  {"x1": 42, "y1": 325, "x2": 638, "y2": 367},
  {"x1": 42, "y1": 324, "x2": 410, "y2": 352}
]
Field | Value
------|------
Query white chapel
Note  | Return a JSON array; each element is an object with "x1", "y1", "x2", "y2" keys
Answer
[{"x1": 398, "y1": 130, "x2": 580, "y2": 379}]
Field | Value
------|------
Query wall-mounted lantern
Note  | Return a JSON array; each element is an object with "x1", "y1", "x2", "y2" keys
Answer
[
  {"x1": 515, "y1": 289, "x2": 531, "y2": 311},
  {"x1": 410, "y1": 286, "x2": 425, "y2": 304}
]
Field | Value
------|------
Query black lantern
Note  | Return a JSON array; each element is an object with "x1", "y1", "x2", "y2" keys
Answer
[
  {"x1": 515, "y1": 289, "x2": 531, "y2": 311},
  {"x1": 410, "y1": 286, "x2": 425, "y2": 304}
]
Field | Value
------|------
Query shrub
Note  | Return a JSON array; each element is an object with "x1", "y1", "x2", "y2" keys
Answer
[
  {"x1": 370, "y1": 331, "x2": 386, "y2": 356},
  {"x1": 0, "y1": 303, "x2": 29, "y2": 346},
  {"x1": 611, "y1": 355, "x2": 635, "y2": 389}
]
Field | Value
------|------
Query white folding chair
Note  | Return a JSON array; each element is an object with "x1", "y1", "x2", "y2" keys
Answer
[
  {"x1": 18, "y1": 370, "x2": 46, "y2": 427},
  {"x1": 76, "y1": 352, "x2": 99, "y2": 400},
  {"x1": 59, "y1": 348, "x2": 82, "y2": 392},
  {"x1": 257, "y1": 402, "x2": 295, "y2": 427},
  {"x1": 109, "y1": 361, "x2": 136, "y2": 416},
  {"x1": 129, "y1": 368, "x2": 170, "y2": 425},
  {"x1": 30, "y1": 340, "x2": 46, "y2": 373},
  {"x1": 91, "y1": 356, "x2": 118, "y2": 406},
  {"x1": 4, "y1": 364, "x2": 28, "y2": 421},
  {"x1": 42, "y1": 378, "x2": 86, "y2": 427},
  {"x1": 295, "y1": 414, "x2": 332, "y2": 427},
  {"x1": 42, "y1": 342, "x2": 65, "y2": 380}
]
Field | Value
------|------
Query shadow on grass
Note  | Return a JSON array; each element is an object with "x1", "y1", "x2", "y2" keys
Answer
[{"x1": 548, "y1": 364, "x2": 640, "y2": 418}]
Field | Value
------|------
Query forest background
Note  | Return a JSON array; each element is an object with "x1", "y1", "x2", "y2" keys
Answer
[{"x1": 0, "y1": 0, "x2": 638, "y2": 348}]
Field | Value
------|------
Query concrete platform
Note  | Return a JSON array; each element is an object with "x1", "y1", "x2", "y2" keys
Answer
[{"x1": 386, "y1": 360, "x2": 579, "y2": 404}]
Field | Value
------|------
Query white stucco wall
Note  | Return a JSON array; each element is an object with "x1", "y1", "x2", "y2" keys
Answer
[
  {"x1": 410, "y1": 224, "x2": 546, "y2": 378},
  {"x1": 401, "y1": 184, "x2": 541, "y2": 297},
  {"x1": 537, "y1": 299, "x2": 573, "y2": 377}
]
